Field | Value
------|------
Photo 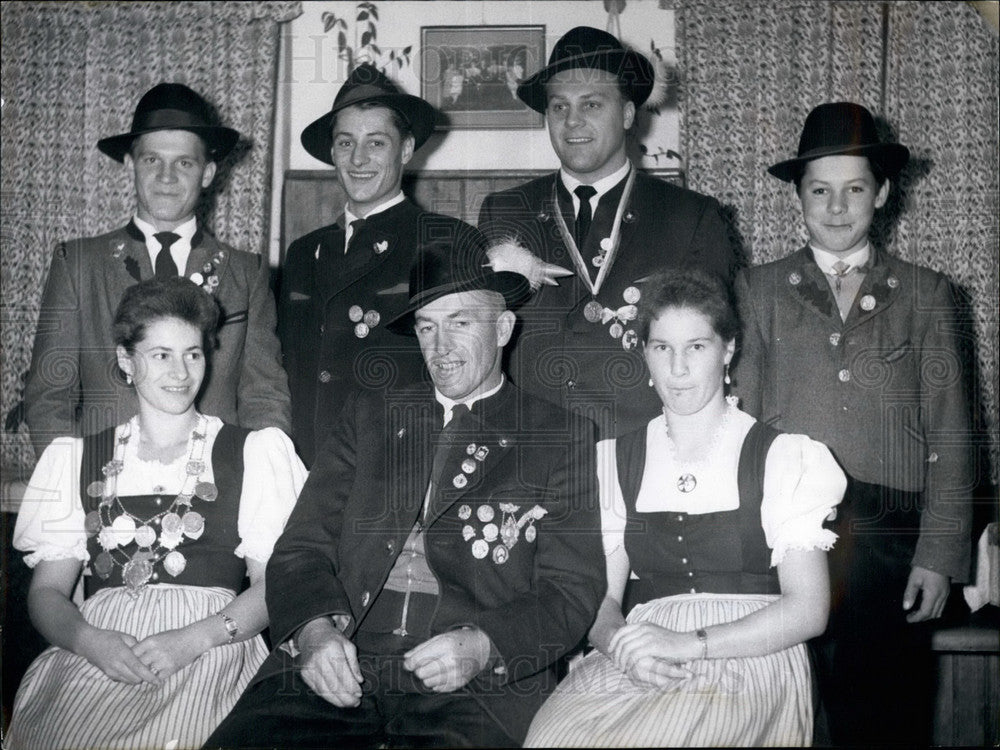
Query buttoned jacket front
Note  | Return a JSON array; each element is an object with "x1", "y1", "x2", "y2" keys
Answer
[
  {"x1": 478, "y1": 170, "x2": 737, "y2": 439},
  {"x1": 734, "y1": 247, "x2": 973, "y2": 580},
  {"x1": 278, "y1": 200, "x2": 477, "y2": 464},
  {"x1": 262, "y1": 382, "x2": 605, "y2": 743},
  {"x1": 25, "y1": 223, "x2": 291, "y2": 455}
]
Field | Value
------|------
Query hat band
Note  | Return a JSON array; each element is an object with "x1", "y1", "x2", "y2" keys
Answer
[
  {"x1": 133, "y1": 108, "x2": 213, "y2": 132},
  {"x1": 407, "y1": 278, "x2": 491, "y2": 308}
]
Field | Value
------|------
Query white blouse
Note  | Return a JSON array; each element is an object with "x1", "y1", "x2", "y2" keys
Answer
[
  {"x1": 599, "y1": 409, "x2": 846, "y2": 567},
  {"x1": 13, "y1": 416, "x2": 307, "y2": 569}
]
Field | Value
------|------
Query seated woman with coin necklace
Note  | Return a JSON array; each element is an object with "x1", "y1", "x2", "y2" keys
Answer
[
  {"x1": 525, "y1": 269, "x2": 846, "y2": 747},
  {"x1": 8, "y1": 277, "x2": 306, "y2": 750}
]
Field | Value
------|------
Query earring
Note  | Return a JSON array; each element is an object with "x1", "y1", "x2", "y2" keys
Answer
[
  {"x1": 126, "y1": 373, "x2": 133, "y2": 385},
  {"x1": 648, "y1": 378, "x2": 654, "y2": 387},
  {"x1": 724, "y1": 364, "x2": 731, "y2": 386}
]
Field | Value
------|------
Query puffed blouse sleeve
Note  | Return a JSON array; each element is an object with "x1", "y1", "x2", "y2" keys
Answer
[
  {"x1": 761, "y1": 432, "x2": 847, "y2": 567},
  {"x1": 13, "y1": 436, "x2": 89, "y2": 567},
  {"x1": 235, "y1": 427, "x2": 307, "y2": 564}
]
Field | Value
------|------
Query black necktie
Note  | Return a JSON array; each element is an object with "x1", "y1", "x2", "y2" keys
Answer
[
  {"x1": 431, "y1": 403, "x2": 470, "y2": 497},
  {"x1": 153, "y1": 232, "x2": 180, "y2": 278},
  {"x1": 346, "y1": 218, "x2": 367, "y2": 255},
  {"x1": 573, "y1": 185, "x2": 597, "y2": 249}
]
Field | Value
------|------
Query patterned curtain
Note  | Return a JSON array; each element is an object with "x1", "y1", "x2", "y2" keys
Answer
[
  {"x1": 678, "y1": 0, "x2": 1000, "y2": 482},
  {"x1": 0, "y1": 0, "x2": 302, "y2": 476}
]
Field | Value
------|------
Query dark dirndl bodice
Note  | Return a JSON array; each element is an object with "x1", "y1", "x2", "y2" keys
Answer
[
  {"x1": 617, "y1": 420, "x2": 782, "y2": 615},
  {"x1": 82, "y1": 423, "x2": 250, "y2": 596}
]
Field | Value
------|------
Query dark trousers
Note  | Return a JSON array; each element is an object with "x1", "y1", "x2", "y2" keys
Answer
[
  {"x1": 812, "y1": 479, "x2": 935, "y2": 746},
  {"x1": 204, "y1": 630, "x2": 517, "y2": 750}
]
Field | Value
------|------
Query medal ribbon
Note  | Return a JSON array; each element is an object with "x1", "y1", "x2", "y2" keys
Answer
[{"x1": 550, "y1": 168, "x2": 636, "y2": 297}]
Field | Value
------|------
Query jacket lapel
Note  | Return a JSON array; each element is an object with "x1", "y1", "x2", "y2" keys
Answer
[
  {"x1": 425, "y1": 385, "x2": 518, "y2": 526},
  {"x1": 784, "y1": 246, "x2": 840, "y2": 323},
  {"x1": 320, "y1": 205, "x2": 408, "y2": 304},
  {"x1": 107, "y1": 223, "x2": 152, "y2": 297},
  {"x1": 842, "y1": 249, "x2": 901, "y2": 331}
]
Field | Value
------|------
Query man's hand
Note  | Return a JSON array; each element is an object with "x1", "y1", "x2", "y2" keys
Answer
[
  {"x1": 78, "y1": 627, "x2": 161, "y2": 685},
  {"x1": 903, "y1": 566, "x2": 950, "y2": 623},
  {"x1": 403, "y1": 628, "x2": 491, "y2": 692},
  {"x1": 608, "y1": 622, "x2": 696, "y2": 687},
  {"x1": 297, "y1": 617, "x2": 363, "y2": 707}
]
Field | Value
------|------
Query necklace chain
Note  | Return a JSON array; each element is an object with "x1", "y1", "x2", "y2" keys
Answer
[
  {"x1": 84, "y1": 415, "x2": 218, "y2": 596},
  {"x1": 662, "y1": 404, "x2": 735, "y2": 493}
]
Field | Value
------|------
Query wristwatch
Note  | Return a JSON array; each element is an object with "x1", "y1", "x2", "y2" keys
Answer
[{"x1": 219, "y1": 613, "x2": 239, "y2": 644}]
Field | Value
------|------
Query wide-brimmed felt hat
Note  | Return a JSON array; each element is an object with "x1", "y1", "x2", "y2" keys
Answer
[
  {"x1": 517, "y1": 26, "x2": 654, "y2": 114},
  {"x1": 387, "y1": 225, "x2": 531, "y2": 335},
  {"x1": 301, "y1": 64, "x2": 436, "y2": 165},
  {"x1": 768, "y1": 101, "x2": 910, "y2": 183},
  {"x1": 97, "y1": 83, "x2": 239, "y2": 163}
]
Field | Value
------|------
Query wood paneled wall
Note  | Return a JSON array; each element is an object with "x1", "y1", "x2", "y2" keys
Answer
[{"x1": 281, "y1": 168, "x2": 684, "y2": 256}]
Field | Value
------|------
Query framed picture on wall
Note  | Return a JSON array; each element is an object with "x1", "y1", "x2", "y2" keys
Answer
[{"x1": 420, "y1": 25, "x2": 545, "y2": 129}]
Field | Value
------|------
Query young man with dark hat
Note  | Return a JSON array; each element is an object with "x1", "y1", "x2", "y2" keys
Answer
[
  {"x1": 734, "y1": 101, "x2": 973, "y2": 746},
  {"x1": 279, "y1": 64, "x2": 478, "y2": 466},
  {"x1": 24, "y1": 83, "x2": 291, "y2": 455},
  {"x1": 206, "y1": 228, "x2": 605, "y2": 749},
  {"x1": 478, "y1": 26, "x2": 738, "y2": 441}
]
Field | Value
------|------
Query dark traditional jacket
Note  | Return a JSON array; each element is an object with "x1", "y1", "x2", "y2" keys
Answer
[
  {"x1": 262, "y1": 382, "x2": 605, "y2": 743},
  {"x1": 478, "y1": 169, "x2": 738, "y2": 439},
  {"x1": 25, "y1": 222, "x2": 290, "y2": 455},
  {"x1": 278, "y1": 199, "x2": 478, "y2": 465},
  {"x1": 734, "y1": 247, "x2": 973, "y2": 581}
]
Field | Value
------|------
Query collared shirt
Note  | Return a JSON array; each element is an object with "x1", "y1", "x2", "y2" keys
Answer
[
  {"x1": 434, "y1": 375, "x2": 505, "y2": 427},
  {"x1": 343, "y1": 191, "x2": 406, "y2": 253},
  {"x1": 560, "y1": 160, "x2": 631, "y2": 218},
  {"x1": 134, "y1": 215, "x2": 197, "y2": 274},
  {"x1": 810, "y1": 242, "x2": 871, "y2": 275}
]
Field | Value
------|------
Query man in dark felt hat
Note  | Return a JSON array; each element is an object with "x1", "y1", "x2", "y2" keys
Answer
[
  {"x1": 206, "y1": 229, "x2": 605, "y2": 749},
  {"x1": 279, "y1": 64, "x2": 478, "y2": 466},
  {"x1": 24, "y1": 83, "x2": 291, "y2": 455},
  {"x1": 478, "y1": 26, "x2": 738, "y2": 441},
  {"x1": 734, "y1": 101, "x2": 972, "y2": 746}
]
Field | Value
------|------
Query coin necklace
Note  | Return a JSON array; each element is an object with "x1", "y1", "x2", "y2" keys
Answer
[
  {"x1": 84, "y1": 414, "x2": 218, "y2": 596},
  {"x1": 662, "y1": 404, "x2": 734, "y2": 494}
]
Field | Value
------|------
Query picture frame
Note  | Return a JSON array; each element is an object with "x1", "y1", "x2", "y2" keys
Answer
[{"x1": 420, "y1": 25, "x2": 546, "y2": 130}]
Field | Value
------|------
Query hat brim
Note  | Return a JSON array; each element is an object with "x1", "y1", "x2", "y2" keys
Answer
[
  {"x1": 517, "y1": 49, "x2": 654, "y2": 114},
  {"x1": 301, "y1": 93, "x2": 436, "y2": 166},
  {"x1": 768, "y1": 142, "x2": 910, "y2": 182},
  {"x1": 97, "y1": 126, "x2": 240, "y2": 163},
  {"x1": 386, "y1": 272, "x2": 532, "y2": 335}
]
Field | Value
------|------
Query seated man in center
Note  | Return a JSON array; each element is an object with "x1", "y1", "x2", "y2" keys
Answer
[{"x1": 206, "y1": 229, "x2": 606, "y2": 748}]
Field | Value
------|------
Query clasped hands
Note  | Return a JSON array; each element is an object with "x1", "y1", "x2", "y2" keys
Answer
[
  {"x1": 606, "y1": 622, "x2": 703, "y2": 689},
  {"x1": 297, "y1": 618, "x2": 492, "y2": 708},
  {"x1": 80, "y1": 624, "x2": 207, "y2": 685}
]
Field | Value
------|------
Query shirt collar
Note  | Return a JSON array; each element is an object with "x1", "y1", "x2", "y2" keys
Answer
[
  {"x1": 435, "y1": 375, "x2": 505, "y2": 426},
  {"x1": 560, "y1": 160, "x2": 631, "y2": 205},
  {"x1": 133, "y1": 214, "x2": 197, "y2": 245},
  {"x1": 810, "y1": 242, "x2": 871, "y2": 274},
  {"x1": 344, "y1": 191, "x2": 406, "y2": 226}
]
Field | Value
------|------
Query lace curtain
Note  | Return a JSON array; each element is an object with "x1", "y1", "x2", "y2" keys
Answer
[
  {"x1": 678, "y1": 0, "x2": 1000, "y2": 483},
  {"x1": 0, "y1": 1, "x2": 302, "y2": 475}
]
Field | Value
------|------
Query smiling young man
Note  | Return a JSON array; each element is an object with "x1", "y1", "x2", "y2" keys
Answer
[
  {"x1": 207, "y1": 232, "x2": 605, "y2": 749},
  {"x1": 478, "y1": 26, "x2": 738, "y2": 441},
  {"x1": 24, "y1": 83, "x2": 291, "y2": 456},
  {"x1": 279, "y1": 65, "x2": 478, "y2": 466},
  {"x1": 734, "y1": 102, "x2": 973, "y2": 746}
]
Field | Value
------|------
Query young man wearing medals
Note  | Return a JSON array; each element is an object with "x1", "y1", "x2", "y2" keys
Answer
[
  {"x1": 206, "y1": 230, "x2": 604, "y2": 749},
  {"x1": 479, "y1": 26, "x2": 738, "y2": 440}
]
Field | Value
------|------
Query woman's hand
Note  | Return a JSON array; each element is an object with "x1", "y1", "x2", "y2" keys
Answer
[
  {"x1": 133, "y1": 624, "x2": 212, "y2": 680},
  {"x1": 608, "y1": 622, "x2": 700, "y2": 687},
  {"x1": 77, "y1": 626, "x2": 161, "y2": 684}
]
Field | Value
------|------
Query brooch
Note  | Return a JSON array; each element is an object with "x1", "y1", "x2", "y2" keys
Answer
[
  {"x1": 460, "y1": 503, "x2": 548, "y2": 564},
  {"x1": 189, "y1": 251, "x2": 224, "y2": 295},
  {"x1": 583, "y1": 285, "x2": 643, "y2": 350}
]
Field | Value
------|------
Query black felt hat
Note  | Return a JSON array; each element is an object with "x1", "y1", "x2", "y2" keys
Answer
[
  {"x1": 97, "y1": 83, "x2": 239, "y2": 163},
  {"x1": 768, "y1": 102, "x2": 910, "y2": 182},
  {"x1": 387, "y1": 226, "x2": 531, "y2": 335},
  {"x1": 301, "y1": 64, "x2": 436, "y2": 165},
  {"x1": 516, "y1": 26, "x2": 654, "y2": 114}
]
